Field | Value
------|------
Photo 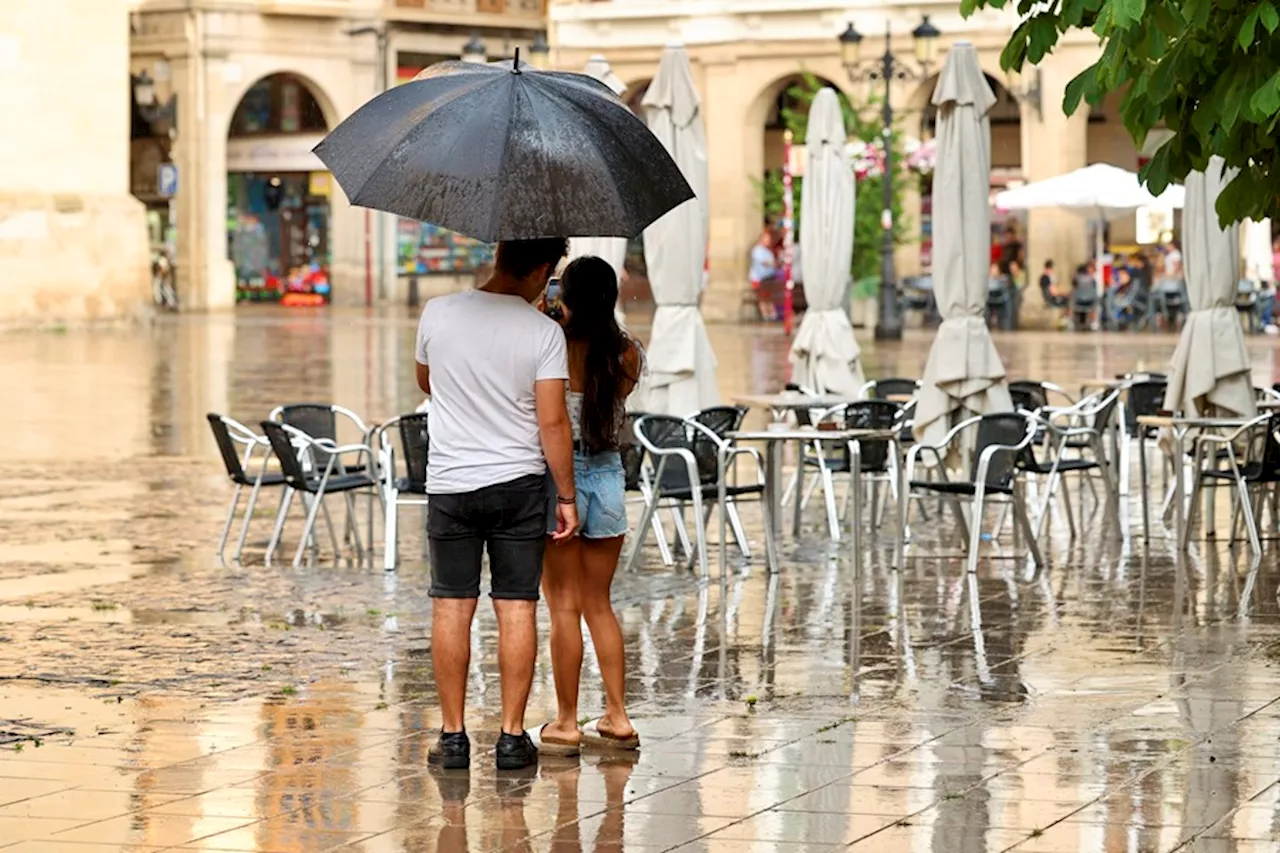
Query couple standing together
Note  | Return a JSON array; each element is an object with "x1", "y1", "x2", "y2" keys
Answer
[{"x1": 414, "y1": 237, "x2": 643, "y2": 771}]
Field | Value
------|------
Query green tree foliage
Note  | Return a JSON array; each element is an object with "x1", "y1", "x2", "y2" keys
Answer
[
  {"x1": 961, "y1": 0, "x2": 1280, "y2": 225},
  {"x1": 758, "y1": 73, "x2": 914, "y2": 293}
]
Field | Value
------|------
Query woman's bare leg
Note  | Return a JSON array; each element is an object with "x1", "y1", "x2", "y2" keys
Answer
[
  {"x1": 541, "y1": 538, "x2": 584, "y2": 743},
  {"x1": 580, "y1": 535, "x2": 635, "y2": 738}
]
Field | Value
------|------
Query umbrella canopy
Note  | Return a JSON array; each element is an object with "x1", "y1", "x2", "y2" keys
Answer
[
  {"x1": 915, "y1": 43, "x2": 1012, "y2": 446},
  {"x1": 788, "y1": 88, "x2": 863, "y2": 395},
  {"x1": 994, "y1": 163, "x2": 1185, "y2": 219},
  {"x1": 566, "y1": 55, "x2": 630, "y2": 323},
  {"x1": 313, "y1": 58, "x2": 694, "y2": 242},
  {"x1": 1164, "y1": 157, "x2": 1256, "y2": 418},
  {"x1": 635, "y1": 44, "x2": 717, "y2": 415}
]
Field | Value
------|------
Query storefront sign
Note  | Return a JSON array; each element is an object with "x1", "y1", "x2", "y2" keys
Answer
[
  {"x1": 308, "y1": 171, "x2": 331, "y2": 197},
  {"x1": 226, "y1": 133, "x2": 326, "y2": 173}
]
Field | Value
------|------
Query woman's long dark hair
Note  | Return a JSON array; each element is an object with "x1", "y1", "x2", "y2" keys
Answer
[{"x1": 561, "y1": 256, "x2": 634, "y2": 454}]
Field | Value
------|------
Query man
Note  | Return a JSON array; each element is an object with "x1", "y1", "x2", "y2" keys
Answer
[
  {"x1": 415, "y1": 237, "x2": 577, "y2": 772},
  {"x1": 1039, "y1": 259, "x2": 1069, "y2": 328},
  {"x1": 749, "y1": 226, "x2": 784, "y2": 321}
]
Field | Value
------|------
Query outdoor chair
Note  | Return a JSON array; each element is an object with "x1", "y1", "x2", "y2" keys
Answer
[
  {"x1": 621, "y1": 411, "x2": 676, "y2": 567},
  {"x1": 1236, "y1": 280, "x2": 1261, "y2": 333},
  {"x1": 897, "y1": 412, "x2": 1044, "y2": 575},
  {"x1": 372, "y1": 412, "x2": 430, "y2": 571},
  {"x1": 797, "y1": 401, "x2": 904, "y2": 540},
  {"x1": 1070, "y1": 276, "x2": 1099, "y2": 330},
  {"x1": 1120, "y1": 379, "x2": 1170, "y2": 503},
  {"x1": 270, "y1": 403, "x2": 372, "y2": 474},
  {"x1": 1159, "y1": 284, "x2": 1188, "y2": 329},
  {"x1": 1185, "y1": 413, "x2": 1280, "y2": 557},
  {"x1": 689, "y1": 406, "x2": 752, "y2": 554},
  {"x1": 207, "y1": 414, "x2": 286, "y2": 565},
  {"x1": 1020, "y1": 393, "x2": 1122, "y2": 539},
  {"x1": 860, "y1": 377, "x2": 921, "y2": 402},
  {"x1": 260, "y1": 421, "x2": 380, "y2": 568},
  {"x1": 626, "y1": 414, "x2": 774, "y2": 577}
]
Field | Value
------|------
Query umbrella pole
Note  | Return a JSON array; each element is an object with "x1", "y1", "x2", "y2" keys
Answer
[{"x1": 782, "y1": 130, "x2": 796, "y2": 337}]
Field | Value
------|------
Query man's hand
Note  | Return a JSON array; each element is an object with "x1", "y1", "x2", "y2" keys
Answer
[{"x1": 551, "y1": 501, "x2": 578, "y2": 542}]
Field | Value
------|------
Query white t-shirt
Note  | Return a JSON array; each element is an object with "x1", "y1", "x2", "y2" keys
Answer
[{"x1": 415, "y1": 289, "x2": 568, "y2": 494}]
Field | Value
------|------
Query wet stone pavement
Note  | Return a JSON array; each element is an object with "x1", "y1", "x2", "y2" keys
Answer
[{"x1": 3, "y1": 309, "x2": 1280, "y2": 852}]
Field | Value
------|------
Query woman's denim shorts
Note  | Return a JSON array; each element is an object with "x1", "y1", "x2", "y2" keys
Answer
[{"x1": 548, "y1": 450, "x2": 628, "y2": 539}]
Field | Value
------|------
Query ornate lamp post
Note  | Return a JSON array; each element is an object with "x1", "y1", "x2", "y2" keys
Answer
[
  {"x1": 461, "y1": 33, "x2": 487, "y2": 64},
  {"x1": 839, "y1": 16, "x2": 940, "y2": 340}
]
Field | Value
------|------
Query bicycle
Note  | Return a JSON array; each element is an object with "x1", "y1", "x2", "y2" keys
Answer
[{"x1": 152, "y1": 250, "x2": 178, "y2": 311}]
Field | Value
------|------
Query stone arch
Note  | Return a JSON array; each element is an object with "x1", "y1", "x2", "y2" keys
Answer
[
  {"x1": 226, "y1": 70, "x2": 340, "y2": 138},
  {"x1": 225, "y1": 70, "x2": 341, "y2": 306}
]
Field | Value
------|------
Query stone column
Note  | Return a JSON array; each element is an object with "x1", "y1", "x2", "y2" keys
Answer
[
  {"x1": 0, "y1": 0, "x2": 149, "y2": 323},
  {"x1": 170, "y1": 13, "x2": 236, "y2": 312},
  {"x1": 1019, "y1": 48, "x2": 1092, "y2": 328},
  {"x1": 701, "y1": 54, "x2": 755, "y2": 323}
]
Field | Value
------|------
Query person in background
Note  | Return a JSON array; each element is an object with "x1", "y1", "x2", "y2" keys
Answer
[
  {"x1": 415, "y1": 237, "x2": 578, "y2": 773},
  {"x1": 987, "y1": 261, "x2": 1015, "y2": 330},
  {"x1": 750, "y1": 226, "x2": 781, "y2": 321},
  {"x1": 1039, "y1": 259, "x2": 1069, "y2": 328},
  {"x1": 1072, "y1": 260, "x2": 1100, "y2": 330}
]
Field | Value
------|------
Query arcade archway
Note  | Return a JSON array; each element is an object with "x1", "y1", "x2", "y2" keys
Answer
[{"x1": 226, "y1": 72, "x2": 334, "y2": 306}]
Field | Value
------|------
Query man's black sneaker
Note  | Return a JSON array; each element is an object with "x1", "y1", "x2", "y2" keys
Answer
[
  {"x1": 428, "y1": 730, "x2": 471, "y2": 770},
  {"x1": 495, "y1": 730, "x2": 538, "y2": 770}
]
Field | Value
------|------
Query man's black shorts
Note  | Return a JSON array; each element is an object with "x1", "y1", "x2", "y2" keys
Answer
[{"x1": 427, "y1": 473, "x2": 550, "y2": 600}]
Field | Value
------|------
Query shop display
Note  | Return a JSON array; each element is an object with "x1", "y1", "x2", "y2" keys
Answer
[{"x1": 397, "y1": 219, "x2": 493, "y2": 275}]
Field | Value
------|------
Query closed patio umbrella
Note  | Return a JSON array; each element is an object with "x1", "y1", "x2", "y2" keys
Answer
[
  {"x1": 914, "y1": 43, "x2": 1012, "y2": 446},
  {"x1": 567, "y1": 55, "x2": 630, "y2": 324},
  {"x1": 1164, "y1": 157, "x2": 1256, "y2": 418},
  {"x1": 636, "y1": 44, "x2": 717, "y2": 415},
  {"x1": 788, "y1": 88, "x2": 863, "y2": 395}
]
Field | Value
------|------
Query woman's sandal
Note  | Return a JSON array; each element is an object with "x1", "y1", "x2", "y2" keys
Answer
[
  {"x1": 581, "y1": 719, "x2": 640, "y2": 751},
  {"x1": 534, "y1": 724, "x2": 581, "y2": 757}
]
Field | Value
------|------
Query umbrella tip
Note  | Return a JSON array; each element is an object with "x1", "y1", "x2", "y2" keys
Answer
[{"x1": 513, "y1": 47, "x2": 521, "y2": 73}]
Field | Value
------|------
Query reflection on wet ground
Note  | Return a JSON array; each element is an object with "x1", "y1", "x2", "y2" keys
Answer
[{"x1": 3, "y1": 309, "x2": 1280, "y2": 852}]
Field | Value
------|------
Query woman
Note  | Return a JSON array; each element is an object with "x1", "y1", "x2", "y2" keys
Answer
[{"x1": 538, "y1": 255, "x2": 644, "y2": 754}]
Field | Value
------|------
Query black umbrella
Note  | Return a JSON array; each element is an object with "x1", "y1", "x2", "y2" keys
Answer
[{"x1": 313, "y1": 56, "x2": 696, "y2": 243}]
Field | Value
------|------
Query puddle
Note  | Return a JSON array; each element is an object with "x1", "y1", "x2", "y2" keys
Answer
[
  {"x1": 0, "y1": 605, "x2": 231, "y2": 626},
  {"x1": 0, "y1": 565, "x2": 148, "y2": 601}
]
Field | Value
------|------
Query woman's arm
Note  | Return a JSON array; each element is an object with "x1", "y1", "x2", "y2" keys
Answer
[{"x1": 618, "y1": 340, "x2": 644, "y2": 399}]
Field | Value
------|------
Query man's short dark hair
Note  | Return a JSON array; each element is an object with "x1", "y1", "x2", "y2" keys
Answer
[{"x1": 495, "y1": 238, "x2": 569, "y2": 280}]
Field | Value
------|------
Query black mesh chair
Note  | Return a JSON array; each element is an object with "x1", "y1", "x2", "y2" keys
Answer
[
  {"x1": 372, "y1": 412, "x2": 430, "y2": 570},
  {"x1": 1034, "y1": 389, "x2": 1123, "y2": 538},
  {"x1": 270, "y1": 403, "x2": 371, "y2": 475},
  {"x1": 1185, "y1": 413, "x2": 1280, "y2": 556},
  {"x1": 260, "y1": 420, "x2": 379, "y2": 568},
  {"x1": 626, "y1": 414, "x2": 774, "y2": 577},
  {"x1": 620, "y1": 411, "x2": 676, "y2": 567},
  {"x1": 861, "y1": 378, "x2": 921, "y2": 401},
  {"x1": 799, "y1": 401, "x2": 904, "y2": 539},
  {"x1": 207, "y1": 414, "x2": 286, "y2": 564},
  {"x1": 898, "y1": 412, "x2": 1043, "y2": 574}
]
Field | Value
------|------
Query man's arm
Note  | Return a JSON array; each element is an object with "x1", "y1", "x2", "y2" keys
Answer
[
  {"x1": 416, "y1": 363, "x2": 430, "y2": 395},
  {"x1": 535, "y1": 378, "x2": 576, "y2": 539}
]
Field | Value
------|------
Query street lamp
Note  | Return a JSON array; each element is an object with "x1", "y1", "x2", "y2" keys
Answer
[
  {"x1": 528, "y1": 31, "x2": 550, "y2": 70},
  {"x1": 839, "y1": 16, "x2": 941, "y2": 340},
  {"x1": 461, "y1": 33, "x2": 487, "y2": 64}
]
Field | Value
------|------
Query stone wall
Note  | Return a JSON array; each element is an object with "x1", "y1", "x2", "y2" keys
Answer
[{"x1": 0, "y1": 0, "x2": 150, "y2": 324}]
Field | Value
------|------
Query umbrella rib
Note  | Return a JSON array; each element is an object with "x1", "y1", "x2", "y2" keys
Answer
[{"x1": 532, "y1": 82, "x2": 634, "y2": 235}]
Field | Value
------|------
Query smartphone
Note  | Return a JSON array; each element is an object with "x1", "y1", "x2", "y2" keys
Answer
[{"x1": 544, "y1": 277, "x2": 564, "y2": 320}]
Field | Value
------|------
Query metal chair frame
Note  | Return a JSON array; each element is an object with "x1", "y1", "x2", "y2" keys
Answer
[
  {"x1": 207, "y1": 414, "x2": 283, "y2": 565},
  {"x1": 372, "y1": 412, "x2": 430, "y2": 571},
  {"x1": 261, "y1": 421, "x2": 380, "y2": 568},
  {"x1": 896, "y1": 413, "x2": 1044, "y2": 575},
  {"x1": 626, "y1": 415, "x2": 775, "y2": 577}
]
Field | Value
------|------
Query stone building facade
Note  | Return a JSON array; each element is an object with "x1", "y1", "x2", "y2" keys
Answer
[
  {"x1": 1, "y1": 0, "x2": 150, "y2": 325},
  {"x1": 130, "y1": 0, "x2": 546, "y2": 311},
  {"x1": 549, "y1": 0, "x2": 1142, "y2": 323}
]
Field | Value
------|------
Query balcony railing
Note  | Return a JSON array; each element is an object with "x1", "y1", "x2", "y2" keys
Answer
[{"x1": 389, "y1": 0, "x2": 545, "y2": 20}]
